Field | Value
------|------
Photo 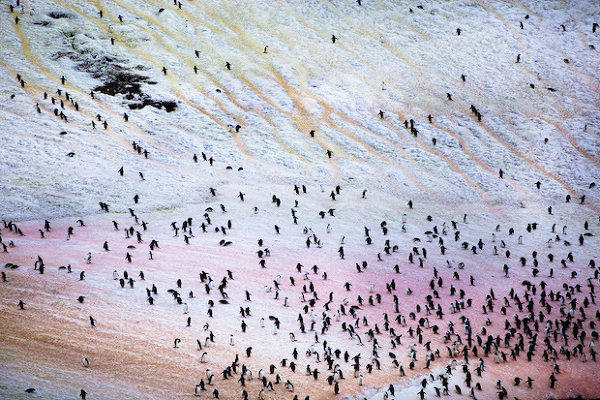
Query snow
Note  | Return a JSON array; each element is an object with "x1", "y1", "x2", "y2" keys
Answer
[{"x1": 0, "y1": 0, "x2": 599, "y2": 399}]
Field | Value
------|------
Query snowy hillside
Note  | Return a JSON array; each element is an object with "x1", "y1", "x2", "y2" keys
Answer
[
  {"x1": 0, "y1": 0, "x2": 598, "y2": 219},
  {"x1": 0, "y1": 0, "x2": 599, "y2": 399}
]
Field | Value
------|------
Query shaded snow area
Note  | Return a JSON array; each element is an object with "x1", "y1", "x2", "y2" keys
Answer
[{"x1": 0, "y1": 0, "x2": 599, "y2": 399}]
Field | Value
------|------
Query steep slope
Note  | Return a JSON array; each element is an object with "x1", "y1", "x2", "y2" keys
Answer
[
  {"x1": 0, "y1": 0, "x2": 598, "y2": 219},
  {"x1": 0, "y1": 1, "x2": 599, "y2": 400}
]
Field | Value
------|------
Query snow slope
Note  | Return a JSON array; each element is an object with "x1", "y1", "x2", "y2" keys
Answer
[
  {"x1": 0, "y1": 0, "x2": 599, "y2": 399},
  {"x1": 0, "y1": 0, "x2": 598, "y2": 219}
]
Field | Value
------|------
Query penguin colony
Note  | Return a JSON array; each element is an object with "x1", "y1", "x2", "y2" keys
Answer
[{"x1": 0, "y1": 0, "x2": 599, "y2": 399}]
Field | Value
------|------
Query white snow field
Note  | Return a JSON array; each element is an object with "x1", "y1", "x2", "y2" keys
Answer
[{"x1": 0, "y1": 0, "x2": 599, "y2": 399}]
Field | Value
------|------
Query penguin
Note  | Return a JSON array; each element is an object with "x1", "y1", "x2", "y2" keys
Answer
[
  {"x1": 174, "y1": 338, "x2": 181, "y2": 348},
  {"x1": 82, "y1": 357, "x2": 89, "y2": 367}
]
